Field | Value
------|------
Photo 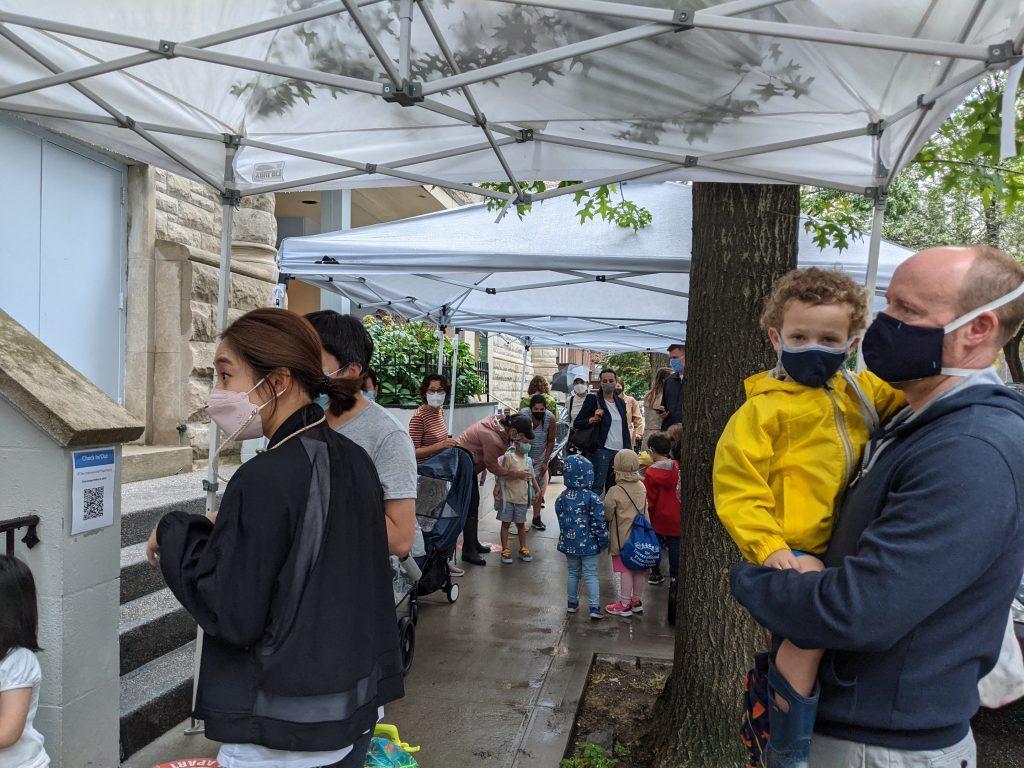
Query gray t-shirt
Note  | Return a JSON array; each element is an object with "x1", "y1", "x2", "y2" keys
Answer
[
  {"x1": 337, "y1": 401, "x2": 424, "y2": 558},
  {"x1": 336, "y1": 402, "x2": 418, "y2": 501}
]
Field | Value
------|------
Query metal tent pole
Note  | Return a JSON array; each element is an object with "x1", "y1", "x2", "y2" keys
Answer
[
  {"x1": 857, "y1": 195, "x2": 888, "y2": 373},
  {"x1": 447, "y1": 330, "x2": 461, "y2": 436},
  {"x1": 189, "y1": 147, "x2": 238, "y2": 736},
  {"x1": 518, "y1": 337, "x2": 532, "y2": 404},
  {"x1": 205, "y1": 149, "x2": 239, "y2": 515},
  {"x1": 436, "y1": 322, "x2": 447, "y2": 375}
]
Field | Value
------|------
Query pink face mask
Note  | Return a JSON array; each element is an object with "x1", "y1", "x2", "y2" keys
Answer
[{"x1": 205, "y1": 378, "x2": 285, "y2": 445}]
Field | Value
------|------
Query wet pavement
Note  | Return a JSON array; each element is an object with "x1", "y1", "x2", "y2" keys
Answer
[{"x1": 123, "y1": 475, "x2": 676, "y2": 768}]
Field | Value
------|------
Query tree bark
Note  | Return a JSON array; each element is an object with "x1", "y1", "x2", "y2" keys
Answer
[
  {"x1": 647, "y1": 183, "x2": 799, "y2": 767},
  {"x1": 1004, "y1": 326, "x2": 1024, "y2": 383}
]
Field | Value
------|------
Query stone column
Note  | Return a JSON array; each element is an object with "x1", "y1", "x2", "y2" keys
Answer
[{"x1": 0, "y1": 308, "x2": 144, "y2": 768}]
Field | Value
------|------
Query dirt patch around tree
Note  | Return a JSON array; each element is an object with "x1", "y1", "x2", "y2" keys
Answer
[
  {"x1": 563, "y1": 655, "x2": 669, "y2": 768},
  {"x1": 565, "y1": 654, "x2": 1024, "y2": 768}
]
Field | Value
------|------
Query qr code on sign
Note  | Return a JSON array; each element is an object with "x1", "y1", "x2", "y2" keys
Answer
[{"x1": 83, "y1": 487, "x2": 105, "y2": 520}]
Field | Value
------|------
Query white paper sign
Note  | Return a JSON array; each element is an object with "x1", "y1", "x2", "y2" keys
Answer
[{"x1": 71, "y1": 447, "x2": 116, "y2": 535}]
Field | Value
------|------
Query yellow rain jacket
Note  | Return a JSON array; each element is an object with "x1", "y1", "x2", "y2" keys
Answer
[{"x1": 714, "y1": 369, "x2": 904, "y2": 565}]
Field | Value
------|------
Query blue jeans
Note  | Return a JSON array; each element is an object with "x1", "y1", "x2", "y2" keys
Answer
[
  {"x1": 566, "y1": 554, "x2": 600, "y2": 610},
  {"x1": 588, "y1": 447, "x2": 618, "y2": 496}
]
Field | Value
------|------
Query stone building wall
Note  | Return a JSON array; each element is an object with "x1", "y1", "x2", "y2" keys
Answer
[
  {"x1": 487, "y1": 340, "x2": 562, "y2": 408},
  {"x1": 125, "y1": 167, "x2": 278, "y2": 460}
]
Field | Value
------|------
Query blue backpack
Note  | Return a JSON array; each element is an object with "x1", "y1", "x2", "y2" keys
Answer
[{"x1": 616, "y1": 494, "x2": 662, "y2": 570}]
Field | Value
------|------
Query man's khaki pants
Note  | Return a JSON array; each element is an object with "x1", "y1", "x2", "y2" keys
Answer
[{"x1": 810, "y1": 731, "x2": 975, "y2": 768}]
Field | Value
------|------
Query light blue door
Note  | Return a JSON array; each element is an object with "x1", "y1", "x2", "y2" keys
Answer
[{"x1": 0, "y1": 119, "x2": 126, "y2": 402}]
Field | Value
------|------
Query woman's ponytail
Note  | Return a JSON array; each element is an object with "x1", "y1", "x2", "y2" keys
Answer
[{"x1": 320, "y1": 374, "x2": 361, "y2": 417}]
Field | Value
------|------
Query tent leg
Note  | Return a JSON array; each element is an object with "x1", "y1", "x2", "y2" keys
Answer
[
  {"x1": 447, "y1": 330, "x2": 460, "y2": 436},
  {"x1": 517, "y1": 338, "x2": 531, "y2": 404},
  {"x1": 436, "y1": 326, "x2": 446, "y2": 374},
  {"x1": 205, "y1": 197, "x2": 235, "y2": 513},
  {"x1": 858, "y1": 196, "x2": 887, "y2": 372}
]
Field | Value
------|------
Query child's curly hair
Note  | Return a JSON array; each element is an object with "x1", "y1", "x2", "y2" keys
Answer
[{"x1": 760, "y1": 267, "x2": 869, "y2": 334}]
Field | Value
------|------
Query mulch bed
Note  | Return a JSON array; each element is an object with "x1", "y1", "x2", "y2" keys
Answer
[
  {"x1": 564, "y1": 655, "x2": 669, "y2": 768},
  {"x1": 566, "y1": 655, "x2": 1024, "y2": 768}
]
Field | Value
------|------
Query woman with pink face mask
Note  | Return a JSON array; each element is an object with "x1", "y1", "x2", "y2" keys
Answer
[{"x1": 144, "y1": 308, "x2": 404, "y2": 768}]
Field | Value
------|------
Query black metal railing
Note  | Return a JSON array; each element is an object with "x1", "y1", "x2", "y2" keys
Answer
[
  {"x1": 1, "y1": 515, "x2": 40, "y2": 557},
  {"x1": 373, "y1": 350, "x2": 489, "y2": 407}
]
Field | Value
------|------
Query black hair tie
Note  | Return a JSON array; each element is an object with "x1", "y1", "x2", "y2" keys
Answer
[{"x1": 321, "y1": 374, "x2": 333, "y2": 395}]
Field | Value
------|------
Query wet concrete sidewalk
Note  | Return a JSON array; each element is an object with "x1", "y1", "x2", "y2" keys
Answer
[{"x1": 124, "y1": 475, "x2": 675, "y2": 768}]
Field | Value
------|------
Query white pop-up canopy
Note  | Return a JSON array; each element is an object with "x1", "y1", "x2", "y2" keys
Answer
[
  {"x1": 0, "y1": 0, "x2": 1017, "y2": 512},
  {"x1": 280, "y1": 182, "x2": 914, "y2": 351},
  {"x1": 0, "y1": 1, "x2": 1021, "y2": 202}
]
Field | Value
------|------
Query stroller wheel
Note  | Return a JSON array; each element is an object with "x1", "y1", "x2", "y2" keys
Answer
[
  {"x1": 411, "y1": 600, "x2": 420, "y2": 625},
  {"x1": 447, "y1": 582, "x2": 460, "y2": 604},
  {"x1": 399, "y1": 617, "x2": 415, "y2": 675}
]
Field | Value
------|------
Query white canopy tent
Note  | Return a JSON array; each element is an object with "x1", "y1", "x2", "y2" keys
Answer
[
  {"x1": 280, "y1": 181, "x2": 914, "y2": 351},
  {"x1": 0, "y1": 0, "x2": 1020, "y2": 509}
]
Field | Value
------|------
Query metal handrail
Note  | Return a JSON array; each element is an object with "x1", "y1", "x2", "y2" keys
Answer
[{"x1": 1, "y1": 515, "x2": 40, "y2": 557}]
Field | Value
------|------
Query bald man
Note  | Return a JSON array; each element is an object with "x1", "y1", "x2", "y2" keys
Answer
[{"x1": 732, "y1": 246, "x2": 1024, "y2": 768}]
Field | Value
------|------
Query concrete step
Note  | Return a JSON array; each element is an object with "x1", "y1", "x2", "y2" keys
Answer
[
  {"x1": 120, "y1": 588, "x2": 196, "y2": 676},
  {"x1": 120, "y1": 641, "x2": 196, "y2": 763},
  {"x1": 120, "y1": 464, "x2": 236, "y2": 547},
  {"x1": 121, "y1": 445, "x2": 193, "y2": 484},
  {"x1": 120, "y1": 541, "x2": 165, "y2": 604}
]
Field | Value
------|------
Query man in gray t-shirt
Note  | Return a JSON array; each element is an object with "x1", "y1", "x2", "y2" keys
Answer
[
  {"x1": 338, "y1": 402, "x2": 424, "y2": 558},
  {"x1": 306, "y1": 310, "x2": 418, "y2": 558}
]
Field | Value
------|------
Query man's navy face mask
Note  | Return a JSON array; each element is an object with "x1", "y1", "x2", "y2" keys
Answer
[
  {"x1": 862, "y1": 280, "x2": 1024, "y2": 384},
  {"x1": 778, "y1": 339, "x2": 851, "y2": 388}
]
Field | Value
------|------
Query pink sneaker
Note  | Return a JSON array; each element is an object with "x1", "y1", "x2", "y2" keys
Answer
[
  {"x1": 604, "y1": 601, "x2": 633, "y2": 617},
  {"x1": 630, "y1": 600, "x2": 643, "y2": 614}
]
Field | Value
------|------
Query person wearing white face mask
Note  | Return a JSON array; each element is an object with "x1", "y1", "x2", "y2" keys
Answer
[
  {"x1": 408, "y1": 373, "x2": 461, "y2": 461},
  {"x1": 732, "y1": 247, "x2": 1024, "y2": 768},
  {"x1": 306, "y1": 310, "x2": 417, "y2": 559},
  {"x1": 146, "y1": 308, "x2": 402, "y2": 768},
  {"x1": 565, "y1": 376, "x2": 590, "y2": 457}
]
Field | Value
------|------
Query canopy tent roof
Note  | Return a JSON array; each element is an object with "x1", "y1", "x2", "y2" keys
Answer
[
  {"x1": 0, "y1": 1, "x2": 1021, "y2": 205},
  {"x1": 279, "y1": 182, "x2": 914, "y2": 350}
]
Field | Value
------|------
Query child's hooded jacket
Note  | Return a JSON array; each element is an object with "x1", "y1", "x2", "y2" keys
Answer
[{"x1": 555, "y1": 455, "x2": 608, "y2": 557}]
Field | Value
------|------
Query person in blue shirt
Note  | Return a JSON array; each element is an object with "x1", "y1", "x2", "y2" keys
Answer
[{"x1": 732, "y1": 246, "x2": 1024, "y2": 768}]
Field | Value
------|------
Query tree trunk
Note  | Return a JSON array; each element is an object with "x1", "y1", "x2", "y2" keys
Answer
[
  {"x1": 1004, "y1": 326, "x2": 1024, "y2": 383},
  {"x1": 650, "y1": 352, "x2": 670, "y2": 383},
  {"x1": 647, "y1": 183, "x2": 799, "y2": 767},
  {"x1": 983, "y1": 196, "x2": 1001, "y2": 248}
]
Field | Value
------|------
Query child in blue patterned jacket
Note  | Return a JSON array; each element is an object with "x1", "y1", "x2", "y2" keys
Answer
[{"x1": 555, "y1": 455, "x2": 609, "y2": 620}]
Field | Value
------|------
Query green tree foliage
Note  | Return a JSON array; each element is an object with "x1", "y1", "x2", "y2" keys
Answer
[
  {"x1": 479, "y1": 181, "x2": 653, "y2": 232},
  {"x1": 364, "y1": 316, "x2": 483, "y2": 406},
  {"x1": 606, "y1": 352, "x2": 654, "y2": 398}
]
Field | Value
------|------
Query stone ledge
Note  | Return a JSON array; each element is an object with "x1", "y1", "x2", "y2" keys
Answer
[{"x1": 0, "y1": 309, "x2": 144, "y2": 447}]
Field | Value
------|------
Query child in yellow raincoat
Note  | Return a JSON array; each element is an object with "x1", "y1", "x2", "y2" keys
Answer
[{"x1": 714, "y1": 268, "x2": 905, "y2": 768}]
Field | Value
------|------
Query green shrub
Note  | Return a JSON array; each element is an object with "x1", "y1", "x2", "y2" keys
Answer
[
  {"x1": 364, "y1": 316, "x2": 484, "y2": 406},
  {"x1": 560, "y1": 743, "x2": 619, "y2": 768}
]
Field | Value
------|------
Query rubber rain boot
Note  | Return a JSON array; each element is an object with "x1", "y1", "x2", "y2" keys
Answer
[{"x1": 764, "y1": 662, "x2": 819, "y2": 768}]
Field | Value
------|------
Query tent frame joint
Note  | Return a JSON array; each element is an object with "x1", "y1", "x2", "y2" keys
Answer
[
  {"x1": 916, "y1": 92, "x2": 935, "y2": 111},
  {"x1": 673, "y1": 9, "x2": 695, "y2": 29},
  {"x1": 987, "y1": 40, "x2": 1018, "y2": 67},
  {"x1": 222, "y1": 133, "x2": 243, "y2": 148},
  {"x1": 517, "y1": 128, "x2": 534, "y2": 143},
  {"x1": 866, "y1": 120, "x2": 884, "y2": 136},
  {"x1": 365, "y1": 162, "x2": 378, "y2": 174},
  {"x1": 382, "y1": 80, "x2": 424, "y2": 105},
  {"x1": 158, "y1": 40, "x2": 176, "y2": 57},
  {"x1": 684, "y1": 155, "x2": 698, "y2": 167},
  {"x1": 117, "y1": 115, "x2": 136, "y2": 130},
  {"x1": 202, "y1": 479, "x2": 218, "y2": 493},
  {"x1": 485, "y1": 287, "x2": 497, "y2": 295},
  {"x1": 220, "y1": 188, "x2": 242, "y2": 207},
  {"x1": 866, "y1": 185, "x2": 889, "y2": 205}
]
